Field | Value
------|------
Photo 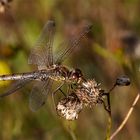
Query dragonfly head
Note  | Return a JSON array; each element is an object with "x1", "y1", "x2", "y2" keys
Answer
[{"x1": 69, "y1": 68, "x2": 83, "y2": 82}]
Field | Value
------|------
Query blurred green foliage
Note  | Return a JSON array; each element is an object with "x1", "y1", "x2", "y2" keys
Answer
[{"x1": 0, "y1": 0, "x2": 140, "y2": 140}]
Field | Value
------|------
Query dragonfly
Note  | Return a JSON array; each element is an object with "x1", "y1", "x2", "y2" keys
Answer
[{"x1": 0, "y1": 20, "x2": 92, "y2": 112}]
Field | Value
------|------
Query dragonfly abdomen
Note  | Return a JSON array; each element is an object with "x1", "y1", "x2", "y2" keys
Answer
[{"x1": 0, "y1": 72, "x2": 38, "y2": 81}]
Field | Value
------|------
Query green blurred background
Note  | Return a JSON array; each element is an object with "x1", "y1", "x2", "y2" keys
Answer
[{"x1": 0, "y1": 0, "x2": 140, "y2": 140}]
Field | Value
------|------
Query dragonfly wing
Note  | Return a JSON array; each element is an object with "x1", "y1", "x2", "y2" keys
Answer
[
  {"x1": 29, "y1": 79, "x2": 53, "y2": 112},
  {"x1": 28, "y1": 20, "x2": 55, "y2": 68},
  {"x1": 0, "y1": 79, "x2": 31, "y2": 98},
  {"x1": 55, "y1": 24, "x2": 92, "y2": 64}
]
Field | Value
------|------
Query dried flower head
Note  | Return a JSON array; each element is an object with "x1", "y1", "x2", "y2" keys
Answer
[
  {"x1": 56, "y1": 93, "x2": 83, "y2": 120},
  {"x1": 116, "y1": 76, "x2": 130, "y2": 86},
  {"x1": 75, "y1": 79, "x2": 103, "y2": 107}
]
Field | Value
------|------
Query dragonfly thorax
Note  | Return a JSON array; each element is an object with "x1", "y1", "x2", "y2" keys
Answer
[
  {"x1": 48, "y1": 65, "x2": 70, "y2": 82},
  {"x1": 47, "y1": 65, "x2": 83, "y2": 84}
]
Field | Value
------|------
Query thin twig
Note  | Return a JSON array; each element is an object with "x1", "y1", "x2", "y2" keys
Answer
[
  {"x1": 66, "y1": 121, "x2": 77, "y2": 140},
  {"x1": 69, "y1": 128, "x2": 77, "y2": 140},
  {"x1": 110, "y1": 93, "x2": 140, "y2": 140},
  {"x1": 106, "y1": 115, "x2": 112, "y2": 140},
  {"x1": 105, "y1": 92, "x2": 112, "y2": 140},
  {"x1": 108, "y1": 84, "x2": 117, "y2": 93}
]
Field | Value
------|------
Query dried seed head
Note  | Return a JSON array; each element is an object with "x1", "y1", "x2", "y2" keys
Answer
[
  {"x1": 56, "y1": 93, "x2": 83, "y2": 120},
  {"x1": 116, "y1": 76, "x2": 130, "y2": 86},
  {"x1": 75, "y1": 79, "x2": 103, "y2": 107}
]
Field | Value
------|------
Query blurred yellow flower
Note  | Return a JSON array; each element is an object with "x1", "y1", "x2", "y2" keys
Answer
[{"x1": 0, "y1": 60, "x2": 11, "y2": 87}]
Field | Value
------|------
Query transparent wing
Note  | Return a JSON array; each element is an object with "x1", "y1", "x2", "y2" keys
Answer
[
  {"x1": 55, "y1": 24, "x2": 92, "y2": 64},
  {"x1": 0, "y1": 79, "x2": 31, "y2": 98},
  {"x1": 28, "y1": 20, "x2": 55, "y2": 68},
  {"x1": 29, "y1": 79, "x2": 53, "y2": 112}
]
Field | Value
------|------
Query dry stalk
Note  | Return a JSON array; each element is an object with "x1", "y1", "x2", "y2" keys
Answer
[{"x1": 110, "y1": 93, "x2": 140, "y2": 140}]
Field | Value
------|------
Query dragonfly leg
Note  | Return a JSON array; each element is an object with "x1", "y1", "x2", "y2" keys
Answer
[
  {"x1": 59, "y1": 88, "x2": 66, "y2": 97},
  {"x1": 51, "y1": 82, "x2": 65, "y2": 110},
  {"x1": 66, "y1": 84, "x2": 72, "y2": 95}
]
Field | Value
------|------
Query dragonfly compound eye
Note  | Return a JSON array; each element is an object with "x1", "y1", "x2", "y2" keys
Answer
[{"x1": 71, "y1": 68, "x2": 83, "y2": 78}]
